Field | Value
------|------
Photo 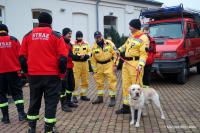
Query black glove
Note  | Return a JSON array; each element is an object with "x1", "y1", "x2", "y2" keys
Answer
[
  {"x1": 59, "y1": 56, "x2": 67, "y2": 74},
  {"x1": 68, "y1": 51, "x2": 73, "y2": 57},
  {"x1": 148, "y1": 46, "x2": 154, "y2": 52},
  {"x1": 84, "y1": 55, "x2": 90, "y2": 60},
  {"x1": 19, "y1": 56, "x2": 28, "y2": 73},
  {"x1": 72, "y1": 54, "x2": 81, "y2": 60}
]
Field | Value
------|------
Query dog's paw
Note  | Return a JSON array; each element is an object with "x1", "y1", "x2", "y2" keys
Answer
[
  {"x1": 161, "y1": 115, "x2": 165, "y2": 120},
  {"x1": 130, "y1": 120, "x2": 134, "y2": 125},
  {"x1": 135, "y1": 122, "x2": 140, "y2": 127}
]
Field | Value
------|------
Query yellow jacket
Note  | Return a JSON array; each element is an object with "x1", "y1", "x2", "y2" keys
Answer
[
  {"x1": 118, "y1": 30, "x2": 149, "y2": 66},
  {"x1": 91, "y1": 39, "x2": 117, "y2": 71},
  {"x1": 72, "y1": 40, "x2": 90, "y2": 56}
]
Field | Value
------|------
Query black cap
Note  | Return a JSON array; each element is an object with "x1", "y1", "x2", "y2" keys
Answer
[
  {"x1": 0, "y1": 24, "x2": 8, "y2": 33},
  {"x1": 38, "y1": 12, "x2": 52, "y2": 25},
  {"x1": 62, "y1": 28, "x2": 72, "y2": 36},
  {"x1": 94, "y1": 31, "x2": 102, "y2": 38},
  {"x1": 129, "y1": 19, "x2": 141, "y2": 30},
  {"x1": 76, "y1": 31, "x2": 83, "y2": 38}
]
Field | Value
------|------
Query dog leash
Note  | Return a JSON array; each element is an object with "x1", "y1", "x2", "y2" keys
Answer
[{"x1": 116, "y1": 54, "x2": 141, "y2": 82}]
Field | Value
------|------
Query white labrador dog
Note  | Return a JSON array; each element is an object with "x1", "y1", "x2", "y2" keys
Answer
[{"x1": 129, "y1": 84, "x2": 165, "y2": 127}]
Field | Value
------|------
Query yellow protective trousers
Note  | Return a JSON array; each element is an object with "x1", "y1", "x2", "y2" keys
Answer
[
  {"x1": 93, "y1": 61, "x2": 117, "y2": 97},
  {"x1": 122, "y1": 60, "x2": 144, "y2": 105},
  {"x1": 73, "y1": 61, "x2": 89, "y2": 96}
]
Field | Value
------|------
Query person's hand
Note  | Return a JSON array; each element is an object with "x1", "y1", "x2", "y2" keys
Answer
[
  {"x1": 116, "y1": 50, "x2": 120, "y2": 55},
  {"x1": 137, "y1": 65, "x2": 143, "y2": 72},
  {"x1": 79, "y1": 54, "x2": 85, "y2": 59},
  {"x1": 113, "y1": 65, "x2": 117, "y2": 73}
]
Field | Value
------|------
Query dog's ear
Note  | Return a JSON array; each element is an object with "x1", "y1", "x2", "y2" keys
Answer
[{"x1": 139, "y1": 87, "x2": 143, "y2": 93}]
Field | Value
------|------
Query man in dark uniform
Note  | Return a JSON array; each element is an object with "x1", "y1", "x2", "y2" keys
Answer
[
  {"x1": 0, "y1": 24, "x2": 26, "y2": 124},
  {"x1": 60, "y1": 28, "x2": 78, "y2": 112},
  {"x1": 19, "y1": 12, "x2": 68, "y2": 133}
]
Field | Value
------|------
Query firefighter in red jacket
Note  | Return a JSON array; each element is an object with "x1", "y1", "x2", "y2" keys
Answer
[
  {"x1": 60, "y1": 28, "x2": 78, "y2": 112},
  {"x1": 143, "y1": 26, "x2": 156, "y2": 87},
  {"x1": 19, "y1": 12, "x2": 68, "y2": 133},
  {"x1": 0, "y1": 24, "x2": 26, "y2": 124}
]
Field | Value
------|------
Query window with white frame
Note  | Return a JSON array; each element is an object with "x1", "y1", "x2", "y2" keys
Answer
[
  {"x1": 32, "y1": 9, "x2": 52, "y2": 27},
  {"x1": 0, "y1": 7, "x2": 5, "y2": 24}
]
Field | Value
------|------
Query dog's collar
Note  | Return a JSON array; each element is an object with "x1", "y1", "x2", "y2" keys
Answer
[{"x1": 132, "y1": 97, "x2": 138, "y2": 100}]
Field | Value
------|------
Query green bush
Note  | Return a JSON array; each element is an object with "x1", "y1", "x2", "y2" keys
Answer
[{"x1": 104, "y1": 27, "x2": 128, "y2": 48}]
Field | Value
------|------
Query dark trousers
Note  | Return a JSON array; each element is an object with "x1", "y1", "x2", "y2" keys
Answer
[
  {"x1": 143, "y1": 64, "x2": 152, "y2": 86},
  {"x1": 0, "y1": 72, "x2": 24, "y2": 111},
  {"x1": 27, "y1": 76, "x2": 61, "y2": 124},
  {"x1": 60, "y1": 68, "x2": 75, "y2": 101}
]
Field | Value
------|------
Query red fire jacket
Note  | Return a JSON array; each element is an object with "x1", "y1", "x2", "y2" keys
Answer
[
  {"x1": 64, "y1": 38, "x2": 74, "y2": 68},
  {"x1": 0, "y1": 35, "x2": 21, "y2": 73},
  {"x1": 146, "y1": 35, "x2": 156, "y2": 65},
  {"x1": 19, "y1": 27, "x2": 68, "y2": 75}
]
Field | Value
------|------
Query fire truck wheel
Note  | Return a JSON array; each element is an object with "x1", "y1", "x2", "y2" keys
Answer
[
  {"x1": 177, "y1": 63, "x2": 189, "y2": 84},
  {"x1": 197, "y1": 63, "x2": 200, "y2": 74}
]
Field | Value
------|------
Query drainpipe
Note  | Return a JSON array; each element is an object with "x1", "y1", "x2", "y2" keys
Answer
[{"x1": 96, "y1": 0, "x2": 101, "y2": 31}]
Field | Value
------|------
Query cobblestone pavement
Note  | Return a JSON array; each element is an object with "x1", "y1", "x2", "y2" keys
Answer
[{"x1": 0, "y1": 68, "x2": 200, "y2": 133}]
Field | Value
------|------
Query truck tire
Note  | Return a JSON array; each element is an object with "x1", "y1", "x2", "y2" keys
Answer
[
  {"x1": 177, "y1": 63, "x2": 189, "y2": 84},
  {"x1": 197, "y1": 63, "x2": 200, "y2": 74}
]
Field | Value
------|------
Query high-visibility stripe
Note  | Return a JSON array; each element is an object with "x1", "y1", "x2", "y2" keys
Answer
[
  {"x1": 0, "y1": 102, "x2": 8, "y2": 108},
  {"x1": 109, "y1": 91, "x2": 116, "y2": 96},
  {"x1": 60, "y1": 94, "x2": 66, "y2": 98},
  {"x1": 27, "y1": 115, "x2": 39, "y2": 120},
  {"x1": 66, "y1": 90, "x2": 72, "y2": 94},
  {"x1": 14, "y1": 100, "x2": 24, "y2": 105},
  {"x1": 123, "y1": 100, "x2": 129, "y2": 105},
  {"x1": 123, "y1": 97, "x2": 129, "y2": 105},
  {"x1": 44, "y1": 118, "x2": 56, "y2": 123},
  {"x1": 97, "y1": 90, "x2": 104, "y2": 96},
  {"x1": 80, "y1": 89, "x2": 87, "y2": 94},
  {"x1": 139, "y1": 59, "x2": 146, "y2": 66},
  {"x1": 72, "y1": 91, "x2": 79, "y2": 96}
]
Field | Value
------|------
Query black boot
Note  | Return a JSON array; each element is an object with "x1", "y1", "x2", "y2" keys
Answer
[
  {"x1": 72, "y1": 96, "x2": 78, "y2": 103},
  {"x1": 80, "y1": 96, "x2": 90, "y2": 101},
  {"x1": 92, "y1": 96, "x2": 103, "y2": 104},
  {"x1": 1, "y1": 107, "x2": 10, "y2": 124},
  {"x1": 66, "y1": 93, "x2": 78, "y2": 108},
  {"x1": 108, "y1": 97, "x2": 116, "y2": 107},
  {"x1": 28, "y1": 121, "x2": 36, "y2": 133},
  {"x1": 44, "y1": 123, "x2": 59, "y2": 133},
  {"x1": 115, "y1": 104, "x2": 130, "y2": 114},
  {"x1": 16, "y1": 104, "x2": 27, "y2": 121},
  {"x1": 67, "y1": 101, "x2": 78, "y2": 108},
  {"x1": 60, "y1": 98, "x2": 72, "y2": 112}
]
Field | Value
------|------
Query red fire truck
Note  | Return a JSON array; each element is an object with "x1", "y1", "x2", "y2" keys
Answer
[{"x1": 140, "y1": 4, "x2": 200, "y2": 84}]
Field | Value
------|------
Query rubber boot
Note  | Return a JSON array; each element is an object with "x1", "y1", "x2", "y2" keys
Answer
[
  {"x1": 80, "y1": 96, "x2": 90, "y2": 101},
  {"x1": 1, "y1": 107, "x2": 10, "y2": 124},
  {"x1": 44, "y1": 123, "x2": 59, "y2": 133},
  {"x1": 108, "y1": 96, "x2": 116, "y2": 107},
  {"x1": 72, "y1": 96, "x2": 78, "y2": 103},
  {"x1": 60, "y1": 98, "x2": 72, "y2": 112},
  {"x1": 92, "y1": 96, "x2": 103, "y2": 104},
  {"x1": 115, "y1": 104, "x2": 130, "y2": 114},
  {"x1": 28, "y1": 121, "x2": 36, "y2": 133},
  {"x1": 16, "y1": 104, "x2": 27, "y2": 121},
  {"x1": 66, "y1": 93, "x2": 78, "y2": 108}
]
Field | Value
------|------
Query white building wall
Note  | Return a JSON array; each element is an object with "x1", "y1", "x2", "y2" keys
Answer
[{"x1": 0, "y1": 0, "x2": 161, "y2": 44}]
